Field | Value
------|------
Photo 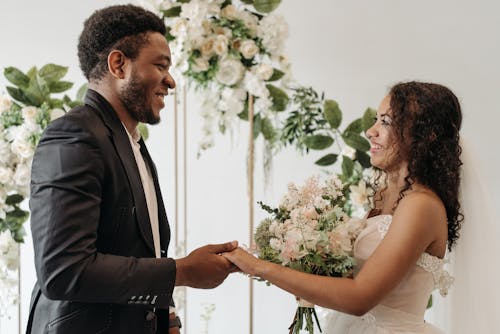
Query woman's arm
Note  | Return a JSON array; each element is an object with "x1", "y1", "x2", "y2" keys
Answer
[{"x1": 224, "y1": 192, "x2": 446, "y2": 315}]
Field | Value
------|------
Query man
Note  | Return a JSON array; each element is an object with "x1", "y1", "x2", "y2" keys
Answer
[{"x1": 27, "y1": 5, "x2": 236, "y2": 334}]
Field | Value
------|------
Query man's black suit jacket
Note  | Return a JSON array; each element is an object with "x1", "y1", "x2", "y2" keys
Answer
[{"x1": 27, "y1": 89, "x2": 176, "y2": 333}]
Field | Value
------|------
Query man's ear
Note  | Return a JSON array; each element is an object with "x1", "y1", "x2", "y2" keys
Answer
[{"x1": 107, "y1": 50, "x2": 128, "y2": 79}]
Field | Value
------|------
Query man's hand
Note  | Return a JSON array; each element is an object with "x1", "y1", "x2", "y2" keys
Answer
[
  {"x1": 168, "y1": 312, "x2": 180, "y2": 334},
  {"x1": 175, "y1": 241, "x2": 238, "y2": 289}
]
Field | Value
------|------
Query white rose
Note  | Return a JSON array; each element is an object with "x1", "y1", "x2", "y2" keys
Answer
[
  {"x1": 170, "y1": 18, "x2": 187, "y2": 37},
  {"x1": 0, "y1": 232, "x2": 19, "y2": 271},
  {"x1": 50, "y1": 108, "x2": 65, "y2": 121},
  {"x1": 257, "y1": 14, "x2": 289, "y2": 55},
  {"x1": 21, "y1": 106, "x2": 39, "y2": 122},
  {"x1": 215, "y1": 58, "x2": 244, "y2": 86},
  {"x1": 239, "y1": 39, "x2": 259, "y2": 59},
  {"x1": 0, "y1": 139, "x2": 11, "y2": 164},
  {"x1": 13, "y1": 163, "x2": 31, "y2": 187},
  {"x1": 221, "y1": 4, "x2": 238, "y2": 20},
  {"x1": 238, "y1": 11, "x2": 258, "y2": 36},
  {"x1": 0, "y1": 95, "x2": 12, "y2": 113},
  {"x1": 213, "y1": 35, "x2": 228, "y2": 56},
  {"x1": 0, "y1": 167, "x2": 13, "y2": 185},
  {"x1": 11, "y1": 137, "x2": 34, "y2": 160},
  {"x1": 243, "y1": 71, "x2": 268, "y2": 98},
  {"x1": 341, "y1": 145, "x2": 356, "y2": 160},
  {"x1": 254, "y1": 63, "x2": 273, "y2": 81},
  {"x1": 219, "y1": 87, "x2": 245, "y2": 116},
  {"x1": 191, "y1": 58, "x2": 210, "y2": 73}
]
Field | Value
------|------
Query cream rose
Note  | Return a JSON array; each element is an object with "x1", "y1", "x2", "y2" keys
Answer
[
  {"x1": 0, "y1": 167, "x2": 13, "y2": 185},
  {"x1": 21, "y1": 106, "x2": 39, "y2": 122},
  {"x1": 239, "y1": 39, "x2": 259, "y2": 59},
  {"x1": 200, "y1": 38, "x2": 214, "y2": 57},
  {"x1": 11, "y1": 138, "x2": 34, "y2": 160},
  {"x1": 221, "y1": 4, "x2": 238, "y2": 20},
  {"x1": 191, "y1": 57, "x2": 210, "y2": 73},
  {"x1": 0, "y1": 95, "x2": 12, "y2": 113},
  {"x1": 213, "y1": 35, "x2": 228, "y2": 56},
  {"x1": 255, "y1": 63, "x2": 273, "y2": 81},
  {"x1": 215, "y1": 58, "x2": 244, "y2": 86}
]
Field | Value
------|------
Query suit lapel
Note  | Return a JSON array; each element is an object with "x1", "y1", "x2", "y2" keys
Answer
[
  {"x1": 139, "y1": 139, "x2": 171, "y2": 251},
  {"x1": 84, "y1": 90, "x2": 155, "y2": 256}
]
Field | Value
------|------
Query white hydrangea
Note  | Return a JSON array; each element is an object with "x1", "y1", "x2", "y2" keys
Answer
[{"x1": 257, "y1": 14, "x2": 289, "y2": 56}]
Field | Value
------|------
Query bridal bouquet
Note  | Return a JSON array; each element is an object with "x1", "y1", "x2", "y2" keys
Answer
[{"x1": 254, "y1": 175, "x2": 366, "y2": 334}]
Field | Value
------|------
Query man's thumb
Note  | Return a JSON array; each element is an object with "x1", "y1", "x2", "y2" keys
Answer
[{"x1": 211, "y1": 240, "x2": 238, "y2": 253}]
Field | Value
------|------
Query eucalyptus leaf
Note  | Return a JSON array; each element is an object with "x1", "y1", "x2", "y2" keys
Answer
[
  {"x1": 161, "y1": 6, "x2": 181, "y2": 17},
  {"x1": 266, "y1": 84, "x2": 289, "y2": 112},
  {"x1": 315, "y1": 153, "x2": 338, "y2": 166},
  {"x1": 342, "y1": 156, "x2": 354, "y2": 177},
  {"x1": 49, "y1": 98, "x2": 64, "y2": 109},
  {"x1": 4, "y1": 67, "x2": 29, "y2": 87},
  {"x1": 39, "y1": 64, "x2": 68, "y2": 83},
  {"x1": 356, "y1": 150, "x2": 371, "y2": 168},
  {"x1": 362, "y1": 107, "x2": 377, "y2": 132},
  {"x1": 49, "y1": 81, "x2": 73, "y2": 93},
  {"x1": 253, "y1": 0, "x2": 281, "y2": 13},
  {"x1": 76, "y1": 83, "x2": 88, "y2": 101},
  {"x1": 323, "y1": 99, "x2": 342, "y2": 129},
  {"x1": 304, "y1": 135, "x2": 334, "y2": 150},
  {"x1": 267, "y1": 69, "x2": 285, "y2": 82},
  {"x1": 344, "y1": 118, "x2": 363, "y2": 134},
  {"x1": 261, "y1": 117, "x2": 275, "y2": 140},
  {"x1": 67, "y1": 101, "x2": 84, "y2": 108},
  {"x1": 6, "y1": 194, "x2": 24, "y2": 205},
  {"x1": 342, "y1": 131, "x2": 370, "y2": 152},
  {"x1": 253, "y1": 113, "x2": 262, "y2": 139}
]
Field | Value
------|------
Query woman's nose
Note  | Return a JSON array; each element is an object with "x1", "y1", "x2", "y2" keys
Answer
[{"x1": 366, "y1": 123, "x2": 377, "y2": 140}]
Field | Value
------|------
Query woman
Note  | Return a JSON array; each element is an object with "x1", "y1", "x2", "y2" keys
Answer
[{"x1": 223, "y1": 81, "x2": 463, "y2": 333}]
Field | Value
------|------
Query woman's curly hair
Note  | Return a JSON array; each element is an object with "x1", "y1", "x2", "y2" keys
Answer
[
  {"x1": 386, "y1": 81, "x2": 463, "y2": 250},
  {"x1": 78, "y1": 5, "x2": 166, "y2": 81}
]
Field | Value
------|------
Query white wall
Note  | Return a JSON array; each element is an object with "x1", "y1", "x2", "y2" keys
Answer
[{"x1": 1, "y1": 0, "x2": 499, "y2": 333}]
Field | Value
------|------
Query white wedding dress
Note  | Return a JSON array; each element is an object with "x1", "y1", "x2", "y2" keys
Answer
[{"x1": 322, "y1": 215, "x2": 453, "y2": 333}]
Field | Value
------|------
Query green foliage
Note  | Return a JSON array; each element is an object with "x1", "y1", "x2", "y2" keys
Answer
[
  {"x1": 253, "y1": 0, "x2": 282, "y2": 13},
  {"x1": 1, "y1": 64, "x2": 85, "y2": 244}
]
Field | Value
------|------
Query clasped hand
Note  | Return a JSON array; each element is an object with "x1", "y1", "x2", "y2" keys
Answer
[{"x1": 175, "y1": 241, "x2": 240, "y2": 288}]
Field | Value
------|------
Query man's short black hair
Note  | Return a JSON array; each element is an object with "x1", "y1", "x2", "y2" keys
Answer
[{"x1": 78, "y1": 4, "x2": 166, "y2": 81}]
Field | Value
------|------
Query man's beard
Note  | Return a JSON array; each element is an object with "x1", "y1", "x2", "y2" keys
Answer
[{"x1": 119, "y1": 75, "x2": 160, "y2": 125}]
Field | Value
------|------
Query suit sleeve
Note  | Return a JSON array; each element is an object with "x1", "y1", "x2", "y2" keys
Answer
[{"x1": 29, "y1": 117, "x2": 176, "y2": 308}]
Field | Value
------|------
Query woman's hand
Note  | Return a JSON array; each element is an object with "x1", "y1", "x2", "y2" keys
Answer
[{"x1": 222, "y1": 247, "x2": 262, "y2": 276}]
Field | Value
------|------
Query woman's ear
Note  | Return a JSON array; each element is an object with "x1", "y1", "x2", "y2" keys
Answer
[{"x1": 107, "y1": 50, "x2": 127, "y2": 79}]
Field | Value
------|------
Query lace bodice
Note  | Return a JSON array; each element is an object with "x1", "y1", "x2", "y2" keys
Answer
[{"x1": 375, "y1": 215, "x2": 454, "y2": 297}]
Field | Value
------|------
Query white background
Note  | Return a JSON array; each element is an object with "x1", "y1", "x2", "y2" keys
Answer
[{"x1": 0, "y1": 0, "x2": 499, "y2": 333}]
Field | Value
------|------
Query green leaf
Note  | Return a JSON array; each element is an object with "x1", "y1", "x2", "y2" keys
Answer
[
  {"x1": 315, "y1": 153, "x2": 338, "y2": 166},
  {"x1": 161, "y1": 6, "x2": 182, "y2": 17},
  {"x1": 342, "y1": 131, "x2": 370, "y2": 152},
  {"x1": 261, "y1": 117, "x2": 275, "y2": 141},
  {"x1": 253, "y1": 0, "x2": 281, "y2": 13},
  {"x1": 356, "y1": 150, "x2": 371, "y2": 168},
  {"x1": 323, "y1": 99, "x2": 342, "y2": 129},
  {"x1": 426, "y1": 295, "x2": 433, "y2": 309},
  {"x1": 76, "y1": 83, "x2": 88, "y2": 101},
  {"x1": 25, "y1": 74, "x2": 50, "y2": 107},
  {"x1": 253, "y1": 113, "x2": 262, "y2": 139},
  {"x1": 240, "y1": 0, "x2": 253, "y2": 4},
  {"x1": 4, "y1": 67, "x2": 29, "y2": 87},
  {"x1": 49, "y1": 81, "x2": 73, "y2": 93},
  {"x1": 304, "y1": 135, "x2": 334, "y2": 150},
  {"x1": 49, "y1": 98, "x2": 64, "y2": 109},
  {"x1": 26, "y1": 66, "x2": 37, "y2": 79},
  {"x1": 266, "y1": 84, "x2": 289, "y2": 112},
  {"x1": 39, "y1": 64, "x2": 68, "y2": 83},
  {"x1": 342, "y1": 156, "x2": 354, "y2": 177},
  {"x1": 344, "y1": 118, "x2": 363, "y2": 134},
  {"x1": 137, "y1": 123, "x2": 149, "y2": 141},
  {"x1": 6, "y1": 86, "x2": 30, "y2": 105},
  {"x1": 266, "y1": 69, "x2": 285, "y2": 82},
  {"x1": 6, "y1": 194, "x2": 24, "y2": 205},
  {"x1": 362, "y1": 107, "x2": 377, "y2": 132}
]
